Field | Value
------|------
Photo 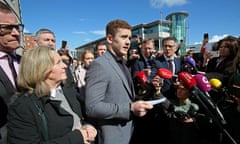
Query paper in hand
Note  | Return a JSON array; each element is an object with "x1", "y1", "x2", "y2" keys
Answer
[{"x1": 146, "y1": 97, "x2": 167, "y2": 105}]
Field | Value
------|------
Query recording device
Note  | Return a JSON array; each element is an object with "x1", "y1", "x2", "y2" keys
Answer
[
  {"x1": 61, "y1": 40, "x2": 67, "y2": 49},
  {"x1": 204, "y1": 33, "x2": 209, "y2": 40}
]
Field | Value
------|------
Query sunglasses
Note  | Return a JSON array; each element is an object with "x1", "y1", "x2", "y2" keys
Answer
[{"x1": 0, "y1": 24, "x2": 24, "y2": 35}]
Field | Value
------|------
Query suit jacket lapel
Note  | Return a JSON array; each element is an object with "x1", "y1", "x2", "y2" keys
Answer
[
  {"x1": 61, "y1": 84, "x2": 83, "y2": 117},
  {"x1": 105, "y1": 52, "x2": 134, "y2": 99}
]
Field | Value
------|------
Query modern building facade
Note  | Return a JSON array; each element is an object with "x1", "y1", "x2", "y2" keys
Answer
[
  {"x1": 75, "y1": 11, "x2": 189, "y2": 58},
  {"x1": 166, "y1": 11, "x2": 189, "y2": 55}
]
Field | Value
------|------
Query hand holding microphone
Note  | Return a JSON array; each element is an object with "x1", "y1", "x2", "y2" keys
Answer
[{"x1": 136, "y1": 71, "x2": 148, "y2": 85}]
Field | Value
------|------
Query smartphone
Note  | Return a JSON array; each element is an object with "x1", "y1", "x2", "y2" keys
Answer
[
  {"x1": 204, "y1": 33, "x2": 209, "y2": 40},
  {"x1": 61, "y1": 40, "x2": 67, "y2": 49}
]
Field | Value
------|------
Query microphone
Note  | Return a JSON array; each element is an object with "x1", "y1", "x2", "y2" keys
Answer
[
  {"x1": 185, "y1": 57, "x2": 196, "y2": 68},
  {"x1": 194, "y1": 74, "x2": 213, "y2": 103},
  {"x1": 178, "y1": 71, "x2": 227, "y2": 124},
  {"x1": 209, "y1": 78, "x2": 235, "y2": 105},
  {"x1": 136, "y1": 71, "x2": 148, "y2": 85},
  {"x1": 178, "y1": 71, "x2": 197, "y2": 89},
  {"x1": 209, "y1": 78, "x2": 223, "y2": 89},
  {"x1": 209, "y1": 79, "x2": 238, "y2": 144},
  {"x1": 135, "y1": 71, "x2": 156, "y2": 100},
  {"x1": 157, "y1": 68, "x2": 173, "y2": 79},
  {"x1": 194, "y1": 74, "x2": 211, "y2": 95},
  {"x1": 185, "y1": 57, "x2": 198, "y2": 74},
  {"x1": 194, "y1": 74, "x2": 226, "y2": 123}
]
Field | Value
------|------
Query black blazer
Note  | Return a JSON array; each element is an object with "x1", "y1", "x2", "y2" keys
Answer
[
  {"x1": 150, "y1": 55, "x2": 182, "y2": 99},
  {"x1": 0, "y1": 67, "x2": 16, "y2": 127},
  {"x1": 0, "y1": 53, "x2": 21, "y2": 127},
  {"x1": 7, "y1": 83, "x2": 87, "y2": 144}
]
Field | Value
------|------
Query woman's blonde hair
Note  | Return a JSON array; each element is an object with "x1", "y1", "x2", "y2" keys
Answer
[{"x1": 17, "y1": 46, "x2": 55, "y2": 97}]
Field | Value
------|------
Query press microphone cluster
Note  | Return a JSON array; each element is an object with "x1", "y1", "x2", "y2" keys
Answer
[
  {"x1": 178, "y1": 72, "x2": 226, "y2": 125},
  {"x1": 194, "y1": 74, "x2": 226, "y2": 124}
]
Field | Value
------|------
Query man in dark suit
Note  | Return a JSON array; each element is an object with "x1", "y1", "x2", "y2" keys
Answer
[
  {"x1": 0, "y1": 2, "x2": 22, "y2": 143},
  {"x1": 147, "y1": 36, "x2": 182, "y2": 143},
  {"x1": 150, "y1": 36, "x2": 182, "y2": 100},
  {"x1": 85, "y1": 19, "x2": 153, "y2": 144}
]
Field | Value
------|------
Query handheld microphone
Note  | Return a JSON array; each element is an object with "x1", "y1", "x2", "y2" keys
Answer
[
  {"x1": 194, "y1": 74, "x2": 211, "y2": 93},
  {"x1": 136, "y1": 71, "x2": 148, "y2": 85},
  {"x1": 185, "y1": 57, "x2": 196, "y2": 68},
  {"x1": 209, "y1": 78, "x2": 231, "y2": 97},
  {"x1": 157, "y1": 68, "x2": 173, "y2": 79},
  {"x1": 178, "y1": 71, "x2": 197, "y2": 89},
  {"x1": 194, "y1": 74, "x2": 213, "y2": 102},
  {"x1": 209, "y1": 78, "x2": 235, "y2": 105},
  {"x1": 209, "y1": 78, "x2": 222, "y2": 89},
  {"x1": 185, "y1": 57, "x2": 198, "y2": 74}
]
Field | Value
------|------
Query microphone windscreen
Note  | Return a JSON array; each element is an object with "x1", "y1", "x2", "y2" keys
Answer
[
  {"x1": 185, "y1": 57, "x2": 196, "y2": 67},
  {"x1": 194, "y1": 74, "x2": 211, "y2": 92},
  {"x1": 136, "y1": 71, "x2": 148, "y2": 84},
  {"x1": 157, "y1": 68, "x2": 173, "y2": 79},
  {"x1": 178, "y1": 71, "x2": 197, "y2": 89},
  {"x1": 209, "y1": 78, "x2": 222, "y2": 89}
]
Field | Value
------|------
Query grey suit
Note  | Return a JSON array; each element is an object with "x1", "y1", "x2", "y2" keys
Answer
[{"x1": 85, "y1": 51, "x2": 135, "y2": 144}]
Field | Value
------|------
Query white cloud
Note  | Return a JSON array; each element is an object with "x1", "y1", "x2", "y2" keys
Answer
[
  {"x1": 72, "y1": 31, "x2": 87, "y2": 34},
  {"x1": 193, "y1": 34, "x2": 230, "y2": 45},
  {"x1": 150, "y1": 0, "x2": 188, "y2": 8},
  {"x1": 83, "y1": 38, "x2": 92, "y2": 43},
  {"x1": 90, "y1": 30, "x2": 105, "y2": 36},
  {"x1": 209, "y1": 34, "x2": 229, "y2": 43}
]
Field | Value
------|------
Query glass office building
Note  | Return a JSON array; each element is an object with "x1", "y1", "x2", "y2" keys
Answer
[
  {"x1": 76, "y1": 11, "x2": 189, "y2": 57},
  {"x1": 166, "y1": 11, "x2": 189, "y2": 55}
]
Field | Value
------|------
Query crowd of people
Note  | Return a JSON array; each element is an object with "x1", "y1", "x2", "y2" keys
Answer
[{"x1": 1, "y1": 1, "x2": 240, "y2": 144}]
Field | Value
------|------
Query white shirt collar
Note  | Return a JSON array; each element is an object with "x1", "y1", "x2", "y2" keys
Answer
[{"x1": 50, "y1": 86, "x2": 62, "y2": 98}]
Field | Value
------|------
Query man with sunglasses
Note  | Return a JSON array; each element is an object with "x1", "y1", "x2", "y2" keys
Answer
[{"x1": 0, "y1": 2, "x2": 22, "y2": 143}]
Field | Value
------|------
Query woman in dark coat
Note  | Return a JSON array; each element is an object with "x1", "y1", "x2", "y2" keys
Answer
[{"x1": 7, "y1": 46, "x2": 97, "y2": 144}]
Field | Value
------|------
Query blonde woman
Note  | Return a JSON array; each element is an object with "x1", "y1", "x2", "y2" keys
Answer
[{"x1": 7, "y1": 46, "x2": 97, "y2": 144}]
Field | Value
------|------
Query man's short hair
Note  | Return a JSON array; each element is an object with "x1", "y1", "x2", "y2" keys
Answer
[{"x1": 34, "y1": 28, "x2": 55, "y2": 41}]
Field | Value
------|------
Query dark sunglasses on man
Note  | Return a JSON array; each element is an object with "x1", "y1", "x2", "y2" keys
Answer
[{"x1": 0, "y1": 24, "x2": 24, "y2": 35}]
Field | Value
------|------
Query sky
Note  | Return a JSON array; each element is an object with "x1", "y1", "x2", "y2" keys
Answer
[{"x1": 20, "y1": 0, "x2": 240, "y2": 50}]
